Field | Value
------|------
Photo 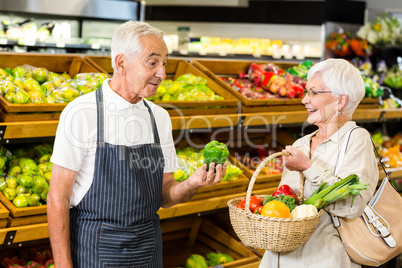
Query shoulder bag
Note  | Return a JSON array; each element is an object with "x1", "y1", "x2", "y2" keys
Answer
[{"x1": 331, "y1": 126, "x2": 402, "y2": 267}]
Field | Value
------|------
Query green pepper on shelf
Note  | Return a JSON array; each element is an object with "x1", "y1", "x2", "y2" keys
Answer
[{"x1": 203, "y1": 140, "x2": 229, "y2": 171}]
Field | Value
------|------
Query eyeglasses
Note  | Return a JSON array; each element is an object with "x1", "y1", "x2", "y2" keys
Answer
[{"x1": 303, "y1": 88, "x2": 332, "y2": 97}]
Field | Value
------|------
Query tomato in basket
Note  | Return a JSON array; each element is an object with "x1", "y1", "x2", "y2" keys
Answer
[{"x1": 237, "y1": 196, "x2": 264, "y2": 212}]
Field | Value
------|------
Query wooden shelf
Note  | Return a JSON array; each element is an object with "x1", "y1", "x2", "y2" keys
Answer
[
  {"x1": 0, "y1": 222, "x2": 48, "y2": 247},
  {"x1": 0, "y1": 120, "x2": 58, "y2": 141},
  {"x1": 157, "y1": 187, "x2": 276, "y2": 220}
]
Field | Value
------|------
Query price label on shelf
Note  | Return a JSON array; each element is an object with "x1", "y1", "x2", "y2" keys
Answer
[
  {"x1": 91, "y1": 43, "x2": 101, "y2": 49},
  {"x1": 0, "y1": 38, "x2": 7, "y2": 45},
  {"x1": 56, "y1": 42, "x2": 65, "y2": 48}
]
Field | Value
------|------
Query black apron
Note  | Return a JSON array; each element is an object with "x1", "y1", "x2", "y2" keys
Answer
[{"x1": 69, "y1": 88, "x2": 164, "y2": 267}]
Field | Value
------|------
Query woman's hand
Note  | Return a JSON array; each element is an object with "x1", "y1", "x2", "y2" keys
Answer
[
  {"x1": 188, "y1": 162, "x2": 228, "y2": 188},
  {"x1": 282, "y1": 146, "x2": 312, "y2": 172}
]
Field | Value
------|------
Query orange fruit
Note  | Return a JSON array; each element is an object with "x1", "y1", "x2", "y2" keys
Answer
[{"x1": 261, "y1": 200, "x2": 290, "y2": 218}]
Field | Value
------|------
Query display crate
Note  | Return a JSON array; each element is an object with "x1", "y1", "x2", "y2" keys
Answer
[
  {"x1": 6, "y1": 214, "x2": 47, "y2": 227},
  {"x1": 191, "y1": 173, "x2": 249, "y2": 201},
  {"x1": 0, "y1": 202, "x2": 9, "y2": 228},
  {"x1": 84, "y1": 55, "x2": 240, "y2": 116},
  {"x1": 191, "y1": 59, "x2": 303, "y2": 113},
  {"x1": 0, "y1": 53, "x2": 101, "y2": 121},
  {"x1": 191, "y1": 59, "x2": 380, "y2": 112},
  {"x1": 227, "y1": 129, "x2": 296, "y2": 190},
  {"x1": 0, "y1": 193, "x2": 46, "y2": 218},
  {"x1": 161, "y1": 217, "x2": 259, "y2": 268}
]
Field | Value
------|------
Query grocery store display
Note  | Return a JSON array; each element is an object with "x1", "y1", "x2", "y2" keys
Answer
[
  {"x1": 1, "y1": 247, "x2": 54, "y2": 268},
  {"x1": 147, "y1": 73, "x2": 224, "y2": 102},
  {"x1": 0, "y1": 65, "x2": 107, "y2": 104},
  {"x1": 219, "y1": 61, "x2": 306, "y2": 100},
  {"x1": 0, "y1": 143, "x2": 52, "y2": 209},
  {"x1": 184, "y1": 252, "x2": 234, "y2": 267},
  {"x1": 174, "y1": 146, "x2": 242, "y2": 182}
]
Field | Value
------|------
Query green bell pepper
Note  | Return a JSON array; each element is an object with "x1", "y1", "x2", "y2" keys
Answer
[
  {"x1": 3, "y1": 187, "x2": 16, "y2": 201},
  {"x1": 13, "y1": 194, "x2": 29, "y2": 208},
  {"x1": 203, "y1": 140, "x2": 229, "y2": 171},
  {"x1": 28, "y1": 193, "x2": 41, "y2": 206},
  {"x1": 16, "y1": 174, "x2": 34, "y2": 188}
]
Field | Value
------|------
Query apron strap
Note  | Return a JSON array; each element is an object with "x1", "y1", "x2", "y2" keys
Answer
[
  {"x1": 143, "y1": 100, "x2": 161, "y2": 144},
  {"x1": 96, "y1": 86, "x2": 161, "y2": 144},
  {"x1": 95, "y1": 87, "x2": 105, "y2": 143}
]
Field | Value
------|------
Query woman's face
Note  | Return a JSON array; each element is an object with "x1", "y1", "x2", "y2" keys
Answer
[{"x1": 302, "y1": 75, "x2": 339, "y2": 126}]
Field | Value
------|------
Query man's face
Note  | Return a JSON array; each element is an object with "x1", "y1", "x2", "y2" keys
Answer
[{"x1": 125, "y1": 35, "x2": 168, "y2": 99}]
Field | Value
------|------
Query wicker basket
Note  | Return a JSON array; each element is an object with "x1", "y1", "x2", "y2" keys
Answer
[{"x1": 227, "y1": 152, "x2": 324, "y2": 252}]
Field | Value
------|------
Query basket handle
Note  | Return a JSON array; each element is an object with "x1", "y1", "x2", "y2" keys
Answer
[{"x1": 245, "y1": 151, "x2": 305, "y2": 213}]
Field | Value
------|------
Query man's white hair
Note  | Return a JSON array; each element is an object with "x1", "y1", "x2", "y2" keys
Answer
[{"x1": 110, "y1": 20, "x2": 164, "y2": 70}]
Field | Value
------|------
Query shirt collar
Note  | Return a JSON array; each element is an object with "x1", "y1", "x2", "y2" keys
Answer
[
  {"x1": 302, "y1": 121, "x2": 357, "y2": 146},
  {"x1": 102, "y1": 79, "x2": 148, "y2": 111}
]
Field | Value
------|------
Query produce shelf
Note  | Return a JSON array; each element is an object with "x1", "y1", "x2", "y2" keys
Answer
[
  {"x1": 161, "y1": 217, "x2": 259, "y2": 268},
  {"x1": 0, "y1": 193, "x2": 47, "y2": 218},
  {"x1": 157, "y1": 188, "x2": 276, "y2": 220},
  {"x1": 84, "y1": 56, "x2": 240, "y2": 116},
  {"x1": 242, "y1": 111, "x2": 307, "y2": 126},
  {"x1": 0, "y1": 52, "x2": 100, "y2": 115},
  {"x1": 382, "y1": 108, "x2": 402, "y2": 120},
  {"x1": 0, "y1": 120, "x2": 58, "y2": 141},
  {"x1": 170, "y1": 114, "x2": 240, "y2": 130},
  {"x1": 0, "y1": 203, "x2": 9, "y2": 229},
  {"x1": 0, "y1": 222, "x2": 48, "y2": 248}
]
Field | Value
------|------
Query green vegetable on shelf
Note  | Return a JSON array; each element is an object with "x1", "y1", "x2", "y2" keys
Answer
[
  {"x1": 205, "y1": 252, "x2": 234, "y2": 266},
  {"x1": 28, "y1": 193, "x2": 41, "y2": 206},
  {"x1": 3, "y1": 187, "x2": 16, "y2": 201},
  {"x1": 303, "y1": 174, "x2": 368, "y2": 209},
  {"x1": 13, "y1": 194, "x2": 29, "y2": 208},
  {"x1": 203, "y1": 140, "x2": 229, "y2": 171},
  {"x1": 16, "y1": 174, "x2": 33, "y2": 188},
  {"x1": 185, "y1": 254, "x2": 208, "y2": 268}
]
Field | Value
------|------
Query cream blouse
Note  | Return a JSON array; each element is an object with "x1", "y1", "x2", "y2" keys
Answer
[{"x1": 259, "y1": 121, "x2": 379, "y2": 268}]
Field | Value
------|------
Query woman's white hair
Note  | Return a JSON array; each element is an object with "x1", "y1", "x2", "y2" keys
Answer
[
  {"x1": 307, "y1": 58, "x2": 365, "y2": 117},
  {"x1": 110, "y1": 20, "x2": 164, "y2": 70}
]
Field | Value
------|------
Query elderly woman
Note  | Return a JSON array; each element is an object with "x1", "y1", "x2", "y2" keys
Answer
[{"x1": 259, "y1": 58, "x2": 379, "y2": 268}]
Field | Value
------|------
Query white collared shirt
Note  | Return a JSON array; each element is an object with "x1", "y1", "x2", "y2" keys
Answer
[{"x1": 51, "y1": 79, "x2": 178, "y2": 206}]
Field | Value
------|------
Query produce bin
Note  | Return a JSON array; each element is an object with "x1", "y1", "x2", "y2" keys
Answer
[
  {"x1": 6, "y1": 214, "x2": 47, "y2": 227},
  {"x1": 84, "y1": 55, "x2": 240, "y2": 116},
  {"x1": 161, "y1": 217, "x2": 259, "y2": 268},
  {"x1": 227, "y1": 129, "x2": 296, "y2": 191},
  {"x1": 174, "y1": 137, "x2": 250, "y2": 201},
  {"x1": 191, "y1": 173, "x2": 249, "y2": 201},
  {"x1": 0, "y1": 52, "x2": 102, "y2": 121},
  {"x1": 191, "y1": 59, "x2": 380, "y2": 112},
  {"x1": 191, "y1": 59, "x2": 304, "y2": 113},
  {"x1": 0, "y1": 202, "x2": 9, "y2": 228},
  {"x1": 0, "y1": 192, "x2": 46, "y2": 218}
]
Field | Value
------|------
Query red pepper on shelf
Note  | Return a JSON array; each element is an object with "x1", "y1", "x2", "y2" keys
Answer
[{"x1": 272, "y1": 184, "x2": 300, "y2": 204}]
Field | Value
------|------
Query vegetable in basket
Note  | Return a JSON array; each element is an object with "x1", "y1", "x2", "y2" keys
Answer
[
  {"x1": 261, "y1": 200, "x2": 290, "y2": 218},
  {"x1": 203, "y1": 140, "x2": 229, "y2": 171},
  {"x1": 263, "y1": 194, "x2": 298, "y2": 212},
  {"x1": 272, "y1": 184, "x2": 299, "y2": 204},
  {"x1": 290, "y1": 204, "x2": 318, "y2": 219},
  {"x1": 303, "y1": 174, "x2": 368, "y2": 209},
  {"x1": 237, "y1": 195, "x2": 264, "y2": 212}
]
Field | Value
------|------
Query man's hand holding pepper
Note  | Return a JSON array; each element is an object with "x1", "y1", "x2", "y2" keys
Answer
[{"x1": 187, "y1": 162, "x2": 228, "y2": 188}]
